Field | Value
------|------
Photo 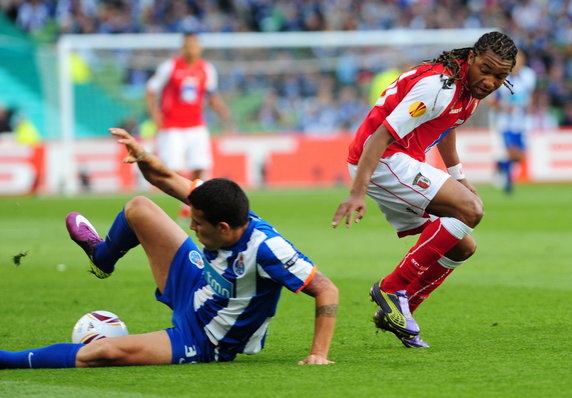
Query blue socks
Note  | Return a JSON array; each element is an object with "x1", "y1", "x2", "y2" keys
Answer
[
  {"x1": 93, "y1": 209, "x2": 140, "y2": 272},
  {"x1": 0, "y1": 343, "x2": 82, "y2": 369},
  {"x1": 497, "y1": 160, "x2": 513, "y2": 193}
]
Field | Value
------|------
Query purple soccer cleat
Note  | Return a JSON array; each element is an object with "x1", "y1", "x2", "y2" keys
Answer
[
  {"x1": 370, "y1": 281, "x2": 420, "y2": 338},
  {"x1": 401, "y1": 334, "x2": 430, "y2": 348},
  {"x1": 373, "y1": 310, "x2": 430, "y2": 348},
  {"x1": 65, "y1": 212, "x2": 111, "y2": 279}
]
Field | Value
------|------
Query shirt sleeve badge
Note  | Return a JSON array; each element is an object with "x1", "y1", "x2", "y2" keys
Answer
[{"x1": 408, "y1": 101, "x2": 427, "y2": 118}]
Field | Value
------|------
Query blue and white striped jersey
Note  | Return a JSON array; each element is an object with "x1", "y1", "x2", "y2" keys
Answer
[
  {"x1": 193, "y1": 211, "x2": 315, "y2": 358},
  {"x1": 492, "y1": 65, "x2": 536, "y2": 133}
]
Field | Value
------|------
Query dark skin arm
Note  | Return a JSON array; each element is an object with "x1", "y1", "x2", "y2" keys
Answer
[{"x1": 331, "y1": 124, "x2": 395, "y2": 228}]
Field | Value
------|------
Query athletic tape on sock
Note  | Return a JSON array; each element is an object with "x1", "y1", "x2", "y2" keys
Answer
[
  {"x1": 439, "y1": 217, "x2": 473, "y2": 240},
  {"x1": 438, "y1": 256, "x2": 464, "y2": 269}
]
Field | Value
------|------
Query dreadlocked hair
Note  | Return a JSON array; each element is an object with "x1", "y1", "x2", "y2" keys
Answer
[{"x1": 416, "y1": 31, "x2": 518, "y2": 93}]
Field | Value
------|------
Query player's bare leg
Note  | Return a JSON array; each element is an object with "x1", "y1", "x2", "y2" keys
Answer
[
  {"x1": 426, "y1": 178, "x2": 483, "y2": 228},
  {"x1": 381, "y1": 177, "x2": 480, "y2": 294},
  {"x1": 123, "y1": 196, "x2": 187, "y2": 292},
  {"x1": 406, "y1": 234, "x2": 477, "y2": 312},
  {"x1": 76, "y1": 330, "x2": 172, "y2": 367},
  {"x1": 397, "y1": 179, "x2": 482, "y2": 314},
  {"x1": 498, "y1": 145, "x2": 524, "y2": 194},
  {"x1": 372, "y1": 178, "x2": 482, "y2": 346}
]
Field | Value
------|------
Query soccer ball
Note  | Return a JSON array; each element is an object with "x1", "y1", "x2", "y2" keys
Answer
[{"x1": 71, "y1": 310, "x2": 129, "y2": 344}]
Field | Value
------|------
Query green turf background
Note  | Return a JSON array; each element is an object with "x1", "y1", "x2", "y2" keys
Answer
[{"x1": 1, "y1": 184, "x2": 571, "y2": 397}]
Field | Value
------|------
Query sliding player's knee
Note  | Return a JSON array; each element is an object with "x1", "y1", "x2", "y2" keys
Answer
[{"x1": 124, "y1": 196, "x2": 154, "y2": 219}]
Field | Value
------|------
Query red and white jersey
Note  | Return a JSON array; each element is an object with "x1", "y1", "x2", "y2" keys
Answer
[
  {"x1": 348, "y1": 62, "x2": 480, "y2": 164},
  {"x1": 147, "y1": 56, "x2": 218, "y2": 129}
]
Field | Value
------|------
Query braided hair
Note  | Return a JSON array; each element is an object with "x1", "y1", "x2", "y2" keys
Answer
[{"x1": 423, "y1": 31, "x2": 518, "y2": 92}]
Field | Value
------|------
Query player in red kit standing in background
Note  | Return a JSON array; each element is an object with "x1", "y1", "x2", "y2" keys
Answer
[
  {"x1": 146, "y1": 32, "x2": 233, "y2": 218},
  {"x1": 332, "y1": 32, "x2": 517, "y2": 348}
]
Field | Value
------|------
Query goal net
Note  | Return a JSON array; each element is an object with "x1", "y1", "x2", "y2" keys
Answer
[{"x1": 54, "y1": 28, "x2": 492, "y2": 194}]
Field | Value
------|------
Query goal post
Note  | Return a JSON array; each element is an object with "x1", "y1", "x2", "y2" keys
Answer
[{"x1": 56, "y1": 28, "x2": 493, "y2": 195}]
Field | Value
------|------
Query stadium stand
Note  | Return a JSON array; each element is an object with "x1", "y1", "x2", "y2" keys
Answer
[{"x1": 0, "y1": 0, "x2": 570, "y2": 137}]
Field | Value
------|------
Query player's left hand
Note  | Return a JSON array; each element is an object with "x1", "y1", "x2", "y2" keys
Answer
[
  {"x1": 298, "y1": 354, "x2": 335, "y2": 365},
  {"x1": 109, "y1": 127, "x2": 146, "y2": 163}
]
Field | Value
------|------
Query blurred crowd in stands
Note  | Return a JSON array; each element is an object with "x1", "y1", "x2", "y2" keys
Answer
[{"x1": 1, "y1": 0, "x2": 571, "y2": 133}]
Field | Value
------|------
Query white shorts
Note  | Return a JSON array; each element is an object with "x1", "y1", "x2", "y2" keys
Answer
[
  {"x1": 156, "y1": 126, "x2": 212, "y2": 172},
  {"x1": 349, "y1": 152, "x2": 450, "y2": 237}
]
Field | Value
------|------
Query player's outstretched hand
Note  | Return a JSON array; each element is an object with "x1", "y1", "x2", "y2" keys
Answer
[
  {"x1": 298, "y1": 354, "x2": 334, "y2": 365},
  {"x1": 108, "y1": 127, "x2": 146, "y2": 163},
  {"x1": 331, "y1": 194, "x2": 366, "y2": 229}
]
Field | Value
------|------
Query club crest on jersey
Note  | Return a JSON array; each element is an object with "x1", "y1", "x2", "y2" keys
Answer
[
  {"x1": 413, "y1": 173, "x2": 431, "y2": 189},
  {"x1": 408, "y1": 101, "x2": 427, "y2": 118},
  {"x1": 233, "y1": 253, "x2": 246, "y2": 276},
  {"x1": 189, "y1": 251, "x2": 204, "y2": 269}
]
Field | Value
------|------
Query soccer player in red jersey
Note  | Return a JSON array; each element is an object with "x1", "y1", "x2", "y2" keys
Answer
[
  {"x1": 146, "y1": 32, "x2": 232, "y2": 218},
  {"x1": 332, "y1": 32, "x2": 517, "y2": 347}
]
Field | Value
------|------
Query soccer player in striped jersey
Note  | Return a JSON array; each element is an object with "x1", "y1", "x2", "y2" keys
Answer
[
  {"x1": 332, "y1": 32, "x2": 517, "y2": 348},
  {"x1": 0, "y1": 128, "x2": 337, "y2": 369},
  {"x1": 488, "y1": 50, "x2": 536, "y2": 194}
]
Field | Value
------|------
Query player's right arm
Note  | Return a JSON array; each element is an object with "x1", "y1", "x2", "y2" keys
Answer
[
  {"x1": 332, "y1": 72, "x2": 448, "y2": 229},
  {"x1": 331, "y1": 125, "x2": 394, "y2": 228},
  {"x1": 145, "y1": 60, "x2": 174, "y2": 129},
  {"x1": 145, "y1": 90, "x2": 162, "y2": 129},
  {"x1": 108, "y1": 127, "x2": 192, "y2": 203}
]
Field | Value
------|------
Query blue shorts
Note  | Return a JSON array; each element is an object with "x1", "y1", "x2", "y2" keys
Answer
[
  {"x1": 502, "y1": 130, "x2": 525, "y2": 151},
  {"x1": 155, "y1": 238, "x2": 217, "y2": 364}
]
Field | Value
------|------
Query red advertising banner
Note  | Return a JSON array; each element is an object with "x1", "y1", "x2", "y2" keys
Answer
[{"x1": 2, "y1": 129, "x2": 571, "y2": 196}]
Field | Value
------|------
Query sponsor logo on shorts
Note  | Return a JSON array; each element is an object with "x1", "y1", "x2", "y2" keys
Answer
[
  {"x1": 413, "y1": 173, "x2": 431, "y2": 189},
  {"x1": 189, "y1": 251, "x2": 205, "y2": 269},
  {"x1": 233, "y1": 253, "x2": 246, "y2": 276},
  {"x1": 449, "y1": 108, "x2": 462, "y2": 114},
  {"x1": 283, "y1": 252, "x2": 299, "y2": 270},
  {"x1": 408, "y1": 101, "x2": 427, "y2": 118}
]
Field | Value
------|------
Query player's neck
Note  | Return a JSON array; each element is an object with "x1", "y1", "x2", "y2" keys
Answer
[
  {"x1": 458, "y1": 61, "x2": 470, "y2": 94},
  {"x1": 222, "y1": 221, "x2": 251, "y2": 249},
  {"x1": 183, "y1": 55, "x2": 200, "y2": 65}
]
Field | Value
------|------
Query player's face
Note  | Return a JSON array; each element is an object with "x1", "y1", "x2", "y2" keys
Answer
[
  {"x1": 466, "y1": 49, "x2": 513, "y2": 100},
  {"x1": 181, "y1": 35, "x2": 202, "y2": 60},
  {"x1": 189, "y1": 208, "x2": 224, "y2": 250}
]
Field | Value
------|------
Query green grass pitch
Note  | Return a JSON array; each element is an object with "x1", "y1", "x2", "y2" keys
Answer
[{"x1": 1, "y1": 184, "x2": 571, "y2": 397}]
